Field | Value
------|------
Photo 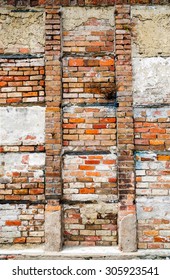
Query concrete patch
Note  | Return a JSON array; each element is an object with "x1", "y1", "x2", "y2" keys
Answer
[{"x1": 45, "y1": 207, "x2": 62, "y2": 252}]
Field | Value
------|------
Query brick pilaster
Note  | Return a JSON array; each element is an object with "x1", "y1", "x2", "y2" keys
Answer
[
  {"x1": 45, "y1": 4, "x2": 62, "y2": 250},
  {"x1": 115, "y1": 4, "x2": 137, "y2": 252},
  {"x1": 45, "y1": 5, "x2": 62, "y2": 196}
]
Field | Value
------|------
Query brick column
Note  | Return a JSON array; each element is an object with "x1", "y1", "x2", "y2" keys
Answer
[
  {"x1": 45, "y1": 4, "x2": 62, "y2": 251},
  {"x1": 115, "y1": 4, "x2": 137, "y2": 252}
]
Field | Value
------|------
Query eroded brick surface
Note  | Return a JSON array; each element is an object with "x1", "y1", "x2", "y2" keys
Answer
[
  {"x1": 62, "y1": 7, "x2": 115, "y2": 55},
  {"x1": 63, "y1": 57, "x2": 115, "y2": 104},
  {"x1": 137, "y1": 197, "x2": 170, "y2": 249},
  {"x1": 63, "y1": 106, "x2": 116, "y2": 151},
  {"x1": 136, "y1": 152, "x2": 170, "y2": 196},
  {"x1": 0, "y1": 204, "x2": 45, "y2": 244},
  {"x1": 64, "y1": 203, "x2": 118, "y2": 246},
  {"x1": 63, "y1": 154, "x2": 117, "y2": 201},
  {"x1": 134, "y1": 108, "x2": 170, "y2": 151},
  {"x1": 0, "y1": 153, "x2": 45, "y2": 201}
]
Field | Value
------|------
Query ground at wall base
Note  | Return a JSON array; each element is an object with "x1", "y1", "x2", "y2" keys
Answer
[{"x1": 0, "y1": 245, "x2": 170, "y2": 259}]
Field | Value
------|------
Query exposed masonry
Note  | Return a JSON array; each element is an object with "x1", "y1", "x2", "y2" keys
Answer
[
  {"x1": 64, "y1": 203, "x2": 118, "y2": 246},
  {"x1": 63, "y1": 106, "x2": 116, "y2": 151},
  {"x1": 134, "y1": 107, "x2": 170, "y2": 151},
  {"x1": 62, "y1": 153, "x2": 117, "y2": 201},
  {"x1": 132, "y1": 5, "x2": 170, "y2": 250},
  {"x1": 0, "y1": 204, "x2": 45, "y2": 244},
  {"x1": 62, "y1": 57, "x2": 116, "y2": 104},
  {"x1": 0, "y1": 1, "x2": 169, "y2": 253},
  {"x1": 0, "y1": 57, "x2": 45, "y2": 105}
]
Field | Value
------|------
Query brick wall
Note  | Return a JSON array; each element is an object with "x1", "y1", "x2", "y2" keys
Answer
[
  {"x1": 62, "y1": 5, "x2": 119, "y2": 247},
  {"x1": 64, "y1": 203, "x2": 117, "y2": 246},
  {"x1": 0, "y1": 204, "x2": 44, "y2": 244},
  {"x1": 0, "y1": 6, "x2": 46, "y2": 244},
  {"x1": 0, "y1": 58, "x2": 45, "y2": 105},
  {"x1": 0, "y1": 0, "x2": 169, "y2": 251},
  {"x1": 132, "y1": 5, "x2": 170, "y2": 249},
  {"x1": 63, "y1": 106, "x2": 116, "y2": 151}
]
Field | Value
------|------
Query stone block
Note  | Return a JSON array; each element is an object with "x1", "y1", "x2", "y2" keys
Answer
[{"x1": 119, "y1": 214, "x2": 137, "y2": 252}]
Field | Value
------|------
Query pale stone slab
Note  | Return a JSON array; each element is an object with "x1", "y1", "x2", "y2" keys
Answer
[
  {"x1": 119, "y1": 214, "x2": 137, "y2": 252},
  {"x1": 0, "y1": 107, "x2": 45, "y2": 145},
  {"x1": 132, "y1": 6, "x2": 170, "y2": 57},
  {"x1": 133, "y1": 57, "x2": 170, "y2": 105},
  {"x1": 45, "y1": 209, "x2": 62, "y2": 252}
]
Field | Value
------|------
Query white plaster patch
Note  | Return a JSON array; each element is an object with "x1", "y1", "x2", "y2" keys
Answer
[
  {"x1": 133, "y1": 57, "x2": 170, "y2": 105},
  {"x1": 0, "y1": 107, "x2": 45, "y2": 145},
  {"x1": 0, "y1": 153, "x2": 45, "y2": 179},
  {"x1": 137, "y1": 197, "x2": 170, "y2": 220}
]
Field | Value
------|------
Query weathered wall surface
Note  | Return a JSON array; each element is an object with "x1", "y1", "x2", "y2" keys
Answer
[
  {"x1": 132, "y1": 6, "x2": 170, "y2": 106},
  {"x1": 0, "y1": 107, "x2": 45, "y2": 145},
  {"x1": 0, "y1": 204, "x2": 45, "y2": 244},
  {"x1": 63, "y1": 153, "x2": 117, "y2": 201},
  {"x1": 63, "y1": 106, "x2": 116, "y2": 151},
  {"x1": 0, "y1": 6, "x2": 46, "y2": 245},
  {"x1": 134, "y1": 107, "x2": 170, "y2": 151},
  {"x1": 61, "y1": 6, "x2": 118, "y2": 247},
  {"x1": 133, "y1": 58, "x2": 170, "y2": 106},
  {"x1": 132, "y1": 6, "x2": 170, "y2": 58},
  {"x1": 0, "y1": 1, "x2": 170, "y2": 252},
  {"x1": 0, "y1": 8, "x2": 45, "y2": 54},
  {"x1": 132, "y1": 5, "x2": 170, "y2": 249},
  {"x1": 64, "y1": 203, "x2": 117, "y2": 246}
]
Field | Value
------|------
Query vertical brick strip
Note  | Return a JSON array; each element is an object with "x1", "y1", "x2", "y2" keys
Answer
[
  {"x1": 115, "y1": 4, "x2": 137, "y2": 251},
  {"x1": 45, "y1": 4, "x2": 62, "y2": 250},
  {"x1": 45, "y1": 5, "x2": 62, "y2": 196}
]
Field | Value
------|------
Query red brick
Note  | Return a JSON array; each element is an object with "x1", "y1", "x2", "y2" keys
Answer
[
  {"x1": 14, "y1": 237, "x2": 26, "y2": 244},
  {"x1": 6, "y1": 220, "x2": 21, "y2": 226},
  {"x1": 79, "y1": 165, "x2": 95, "y2": 170},
  {"x1": 69, "y1": 59, "x2": 84, "y2": 67},
  {"x1": 79, "y1": 188, "x2": 95, "y2": 194}
]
